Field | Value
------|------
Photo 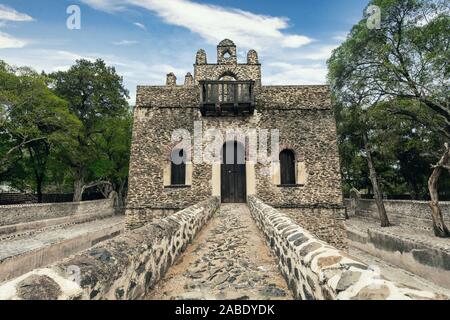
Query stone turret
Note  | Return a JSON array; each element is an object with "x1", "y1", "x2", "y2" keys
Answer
[
  {"x1": 166, "y1": 72, "x2": 176, "y2": 86},
  {"x1": 184, "y1": 72, "x2": 193, "y2": 86},
  {"x1": 217, "y1": 39, "x2": 237, "y2": 65},
  {"x1": 196, "y1": 49, "x2": 207, "y2": 65},
  {"x1": 247, "y1": 50, "x2": 259, "y2": 65}
]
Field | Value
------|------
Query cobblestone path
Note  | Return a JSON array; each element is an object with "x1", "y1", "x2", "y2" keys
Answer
[{"x1": 147, "y1": 204, "x2": 292, "y2": 300}]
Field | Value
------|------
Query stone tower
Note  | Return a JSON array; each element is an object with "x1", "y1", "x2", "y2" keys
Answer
[{"x1": 126, "y1": 40, "x2": 345, "y2": 248}]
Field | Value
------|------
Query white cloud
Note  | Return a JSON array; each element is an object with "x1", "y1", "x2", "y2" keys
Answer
[
  {"x1": 78, "y1": 0, "x2": 126, "y2": 12},
  {"x1": 333, "y1": 34, "x2": 347, "y2": 42},
  {"x1": 264, "y1": 62, "x2": 328, "y2": 85},
  {"x1": 0, "y1": 31, "x2": 27, "y2": 48},
  {"x1": 0, "y1": 48, "x2": 189, "y2": 105},
  {"x1": 0, "y1": 4, "x2": 33, "y2": 22},
  {"x1": 112, "y1": 40, "x2": 139, "y2": 46},
  {"x1": 301, "y1": 45, "x2": 338, "y2": 60},
  {"x1": 81, "y1": 0, "x2": 312, "y2": 51},
  {"x1": 133, "y1": 22, "x2": 147, "y2": 30}
]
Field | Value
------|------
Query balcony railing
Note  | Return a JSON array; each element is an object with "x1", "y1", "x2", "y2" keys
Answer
[{"x1": 200, "y1": 80, "x2": 255, "y2": 116}]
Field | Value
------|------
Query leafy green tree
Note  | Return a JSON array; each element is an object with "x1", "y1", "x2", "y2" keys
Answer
[
  {"x1": 50, "y1": 59, "x2": 130, "y2": 202},
  {"x1": 0, "y1": 61, "x2": 80, "y2": 201},
  {"x1": 329, "y1": 0, "x2": 450, "y2": 235},
  {"x1": 334, "y1": 98, "x2": 391, "y2": 226},
  {"x1": 89, "y1": 112, "x2": 132, "y2": 207}
]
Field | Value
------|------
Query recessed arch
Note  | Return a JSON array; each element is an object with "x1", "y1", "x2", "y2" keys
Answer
[{"x1": 218, "y1": 70, "x2": 238, "y2": 81}]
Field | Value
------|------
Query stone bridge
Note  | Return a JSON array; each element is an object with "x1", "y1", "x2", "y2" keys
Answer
[{"x1": 0, "y1": 197, "x2": 446, "y2": 300}]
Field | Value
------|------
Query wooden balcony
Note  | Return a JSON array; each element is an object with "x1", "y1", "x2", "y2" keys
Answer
[{"x1": 200, "y1": 80, "x2": 255, "y2": 116}]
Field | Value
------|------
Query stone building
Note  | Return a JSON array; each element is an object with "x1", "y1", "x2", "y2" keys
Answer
[{"x1": 126, "y1": 39, "x2": 346, "y2": 248}]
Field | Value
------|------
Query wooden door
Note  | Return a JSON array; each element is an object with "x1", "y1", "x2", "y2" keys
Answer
[{"x1": 221, "y1": 142, "x2": 246, "y2": 203}]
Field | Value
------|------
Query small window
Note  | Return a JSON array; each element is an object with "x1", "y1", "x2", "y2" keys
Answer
[
  {"x1": 223, "y1": 51, "x2": 231, "y2": 59},
  {"x1": 171, "y1": 149, "x2": 186, "y2": 185},
  {"x1": 280, "y1": 150, "x2": 296, "y2": 185}
]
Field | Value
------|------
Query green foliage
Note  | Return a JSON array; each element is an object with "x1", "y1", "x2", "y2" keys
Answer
[
  {"x1": 0, "y1": 61, "x2": 81, "y2": 197},
  {"x1": 329, "y1": 0, "x2": 450, "y2": 199},
  {"x1": 0, "y1": 58, "x2": 132, "y2": 202},
  {"x1": 49, "y1": 59, "x2": 131, "y2": 200}
]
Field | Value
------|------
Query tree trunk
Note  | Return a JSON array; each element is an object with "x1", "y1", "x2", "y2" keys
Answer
[
  {"x1": 36, "y1": 177, "x2": 43, "y2": 203},
  {"x1": 77, "y1": 180, "x2": 113, "y2": 202},
  {"x1": 428, "y1": 144, "x2": 450, "y2": 237},
  {"x1": 117, "y1": 178, "x2": 128, "y2": 209},
  {"x1": 363, "y1": 133, "x2": 390, "y2": 227},
  {"x1": 73, "y1": 169, "x2": 85, "y2": 202}
]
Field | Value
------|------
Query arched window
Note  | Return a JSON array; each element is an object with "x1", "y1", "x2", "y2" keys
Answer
[
  {"x1": 171, "y1": 149, "x2": 186, "y2": 185},
  {"x1": 280, "y1": 150, "x2": 296, "y2": 185}
]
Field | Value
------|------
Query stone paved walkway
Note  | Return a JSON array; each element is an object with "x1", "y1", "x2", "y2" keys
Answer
[{"x1": 147, "y1": 204, "x2": 292, "y2": 300}]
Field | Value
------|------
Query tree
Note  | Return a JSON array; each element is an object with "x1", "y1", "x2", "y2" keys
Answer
[
  {"x1": 50, "y1": 59, "x2": 129, "y2": 202},
  {"x1": 89, "y1": 113, "x2": 133, "y2": 207},
  {"x1": 328, "y1": 0, "x2": 449, "y2": 234},
  {"x1": 428, "y1": 144, "x2": 450, "y2": 237},
  {"x1": 334, "y1": 97, "x2": 391, "y2": 227},
  {"x1": 330, "y1": 0, "x2": 449, "y2": 136},
  {"x1": 0, "y1": 61, "x2": 80, "y2": 201}
]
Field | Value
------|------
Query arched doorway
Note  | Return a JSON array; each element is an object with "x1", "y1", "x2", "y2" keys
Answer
[{"x1": 221, "y1": 141, "x2": 246, "y2": 203}]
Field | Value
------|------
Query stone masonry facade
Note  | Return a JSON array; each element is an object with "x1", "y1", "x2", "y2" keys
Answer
[{"x1": 126, "y1": 39, "x2": 346, "y2": 247}]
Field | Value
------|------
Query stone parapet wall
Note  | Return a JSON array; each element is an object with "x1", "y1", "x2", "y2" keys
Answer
[
  {"x1": 0, "y1": 198, "x2": 115, "y2": 227},
  {"x1": 344, "y1": 198, "x2": 450, "y2": 230},
  {"x1": 0, "y1": 197, "x2": 220, "y2": 300},
  {"x1": 136, "y1": 86, "x2": 199, "y2": 108},
  {"x1": 256, "y1": 86, "x2": 331, "y2": 110},
  {"x1": 248, "y1": 196, "x2": 446, "y2": 300}
]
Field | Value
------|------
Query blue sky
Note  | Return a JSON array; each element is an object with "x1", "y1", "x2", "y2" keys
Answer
[{"x1": 0, "y1": 0, "x2": 370, "y2": 104}]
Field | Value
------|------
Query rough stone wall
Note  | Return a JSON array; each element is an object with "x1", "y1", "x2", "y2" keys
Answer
[
  {"x1": 254, "y1": 108, "x2": 343, "y2": 206},
  {"x1": 281, "y1": 207, "x2": 347, "y2": 250},
  {"x1": 126, "y1": 106, "x2": 212, "y2": 229},
  {"x1": 248, "y1": 196, "x2": 446, "y2": 300},
  {"x1": 126, "y1": 104, "x2": 343, "y2": 230},
  {"x1": 0, "y1": 198, "x2": 115, "y2": 227},
  {"x1": 135, "y1": 85, "x2": 198, "y2": 108},
  {"x1": 256, "y1": 86, "x2": 332, "y2": 109},
  {"x1": 194, "y1": 64, "x2": 261, "y2": 85},
  {"x1": 345, "y1": 199, "x2": 450, "y2": 230},
  {"x1": 0, "y1": 197, "x2": 220, "y2": 300},
  {"x1": 126, "y1": 40, "x2": 344, "y2": 234}
]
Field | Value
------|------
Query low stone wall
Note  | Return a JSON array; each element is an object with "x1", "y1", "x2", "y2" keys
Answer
[
  {"x1": 0, "y1": 197, "x2": 220, "y2": 300},
  {"x1": 344, "y1": 198, "x2": 450, "y2": 230},
  {"x1": 346, "y1": 223, "x2": 450, "y2": 289},
  {"x1": 248, "y1": 196, "x2": 446, "y2": 300},
  {"x1": 0, "y1": 198, "x2": 115, "y2": 227}
]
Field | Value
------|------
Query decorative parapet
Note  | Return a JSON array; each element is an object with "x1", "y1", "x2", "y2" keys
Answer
[
  {"x1": 248, "y1": 196, "x2": 447, "y2": 300},
  {"x1": 0, "y1": 197, "x2": 220, "y2": 300}
]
